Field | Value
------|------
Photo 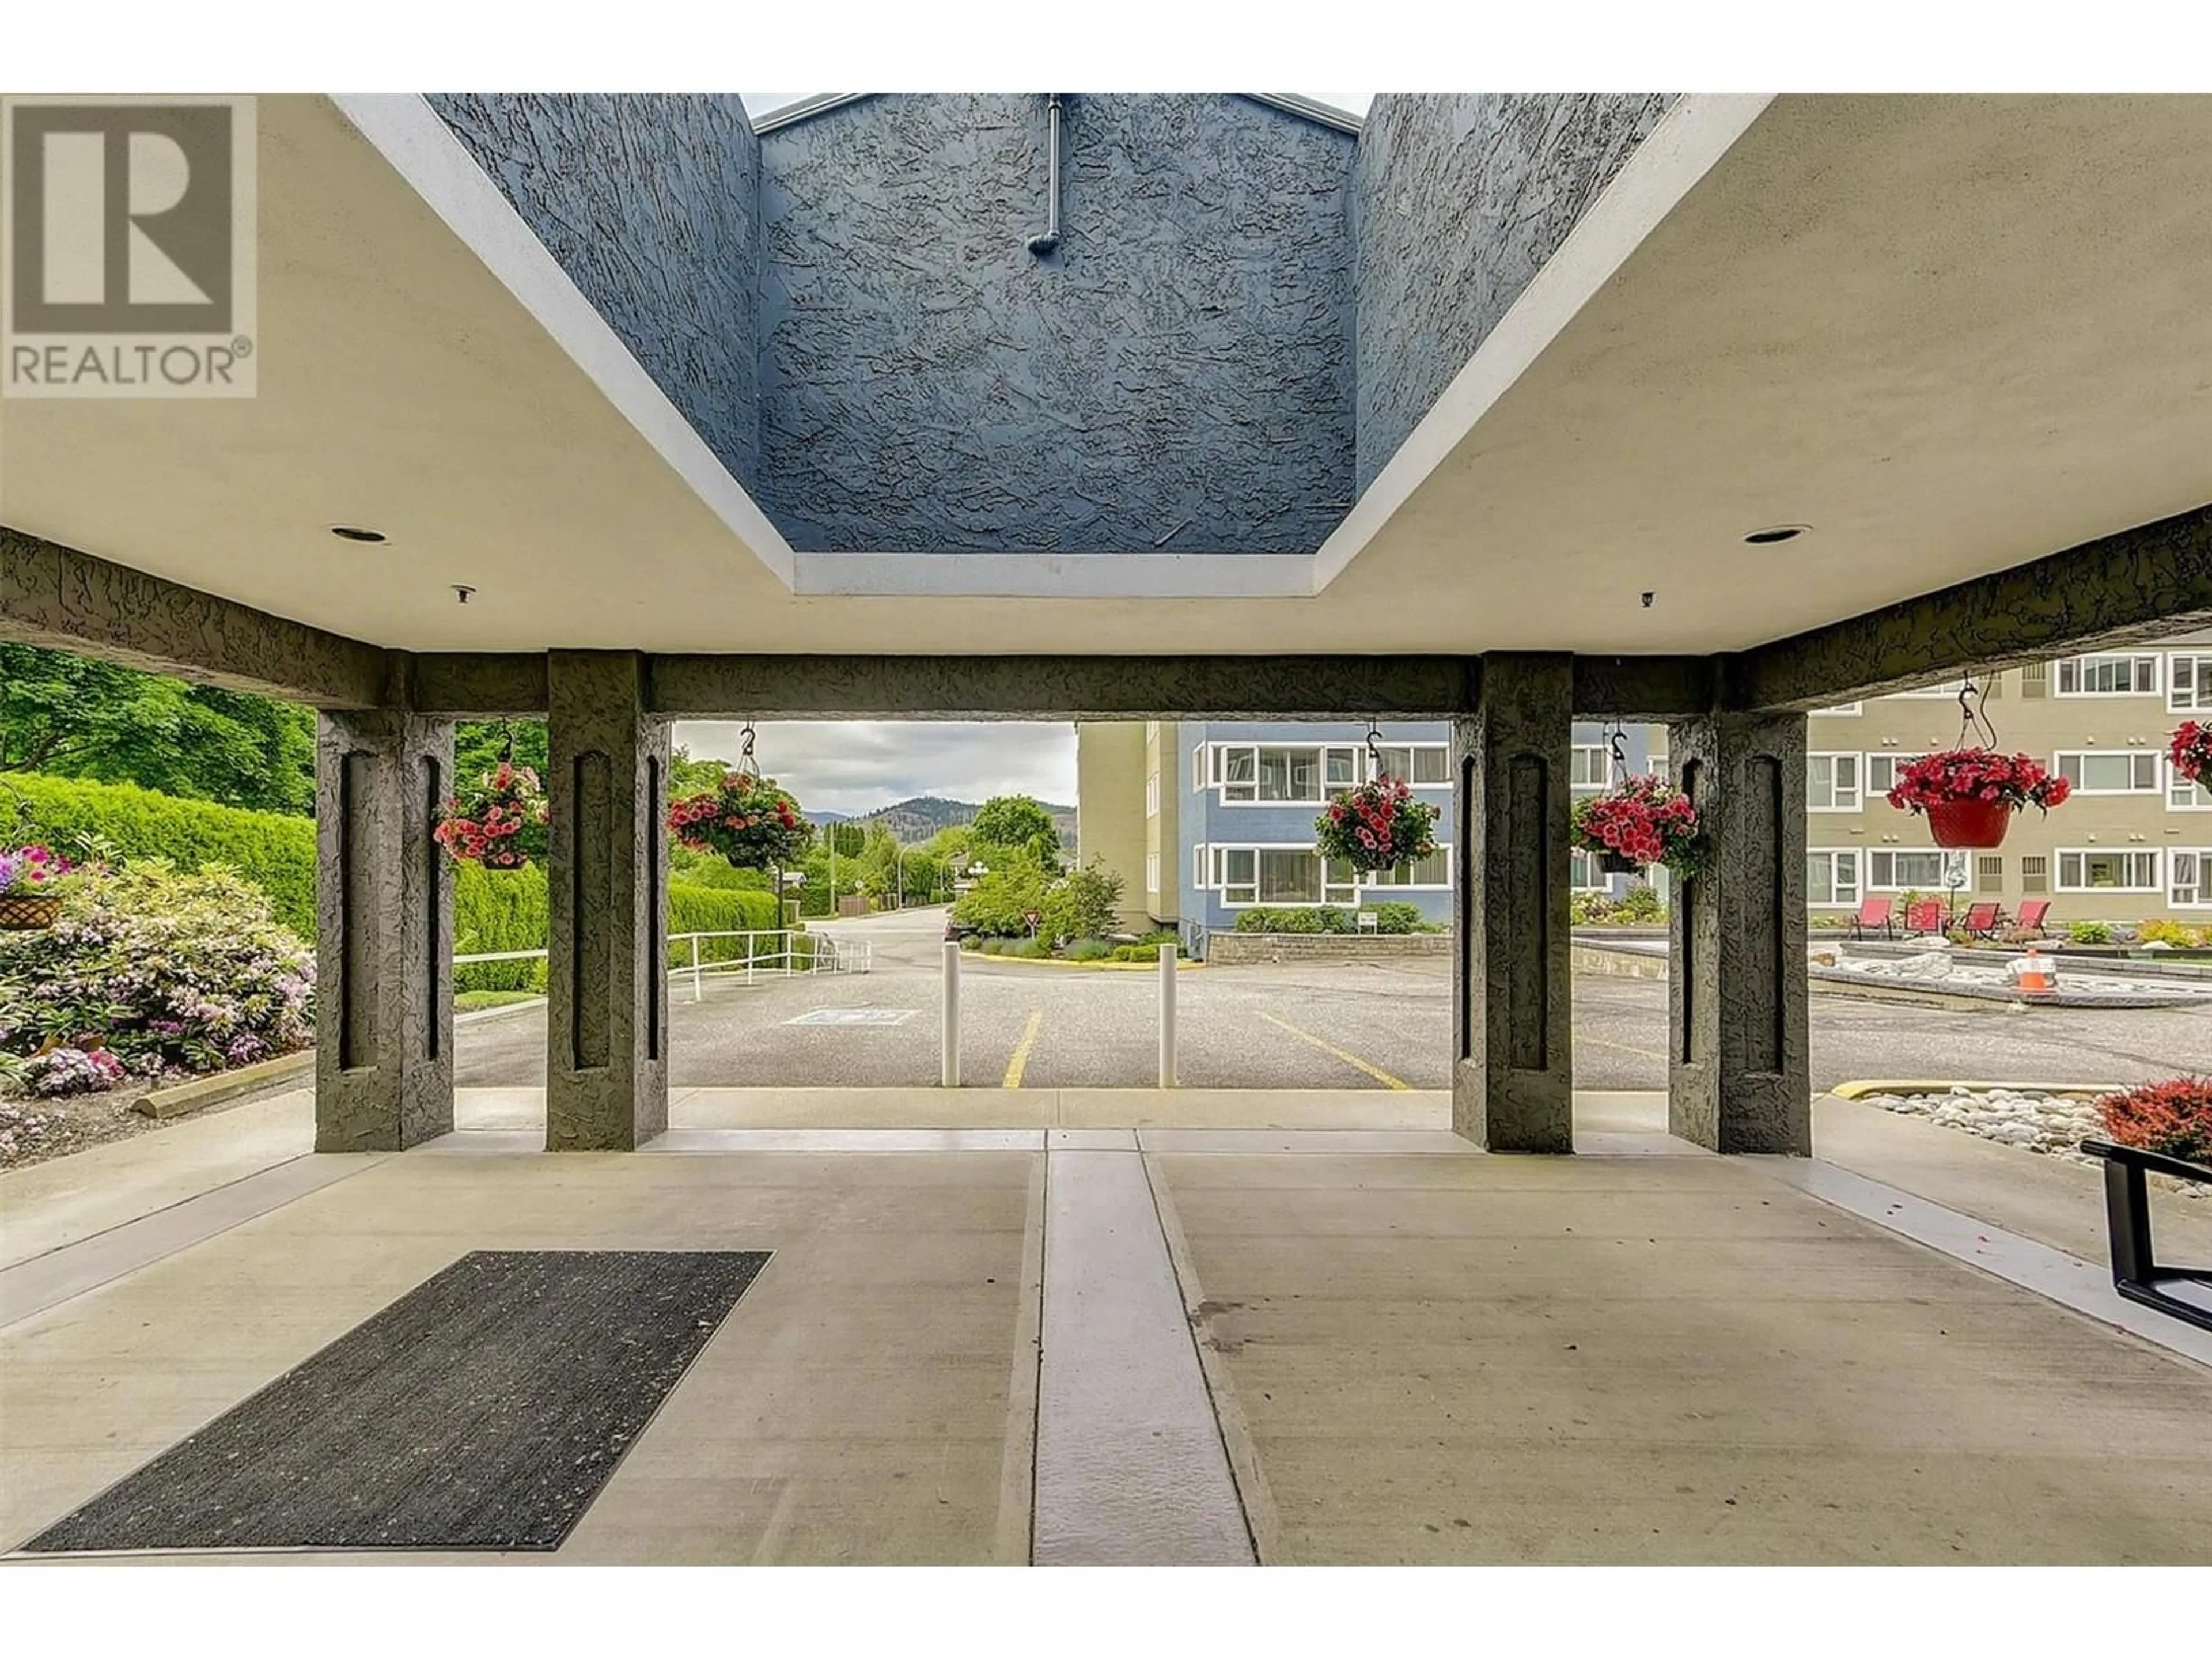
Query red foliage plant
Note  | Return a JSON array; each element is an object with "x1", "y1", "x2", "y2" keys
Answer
[
  {"x1": 2096, "y1": 1075, "x2": 2212, "y2": 1167},
  {"x1": 2172, "y1": 720, "x2": 2212, "y2": 786},
  {"x1": 1885, "y1": 748, "x2": 2070, "y2": 815}
]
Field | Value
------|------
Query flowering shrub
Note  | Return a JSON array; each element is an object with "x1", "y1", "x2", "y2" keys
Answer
[
  {"x1": 668, "y1": 772, "x2": 810, "y2": 870},
  {"x1": 1885, "y1": 749, "x2": 2070, "y2": 815},
  {"x1": 19, "y1": 1044, "x2": 127, "y2": 1096},
  {"x1": 0, "y1": 842, "x2": 84, "y2": 898},
  {"x1": 2096, "y1": 1075, "x2": 2212, "y2": 1168},
  {"x1": 1570, "y1": 777, "x2": 1707, "y2": 877},
  {"x1": 1316, "y1": 777, "x2": 1441, "y2": 876},
  {"x1": 434, "y1": 757, "x2": 549, "y2": 870},
  {"x1": 2172, "y1": 721, "x2": 2212, "y2": 787},
  {"x1": 0, "y1": 861, "x2": 315, "y2": 1085}
]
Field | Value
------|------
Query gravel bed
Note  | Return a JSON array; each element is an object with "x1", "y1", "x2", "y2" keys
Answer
[{"x1": 1857, "y1": 1085, "x2": 2208, "y2": 1198}]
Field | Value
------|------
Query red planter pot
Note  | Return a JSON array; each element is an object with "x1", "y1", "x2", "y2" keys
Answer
[{"x1": 1925, "y1": 797, "x2": 2012, "y2": 849}]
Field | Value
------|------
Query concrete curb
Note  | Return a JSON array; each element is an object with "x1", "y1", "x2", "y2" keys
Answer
[
  {"x1": 1830, "y1": 1078, "x2": 2121, "y2": 1101},
  {"x1": 130, "y1": 1050, "x2": 313, "y2": 1119},
  {"x1": 967, "y1": 953, "x2": 1207, "y2": 972}
]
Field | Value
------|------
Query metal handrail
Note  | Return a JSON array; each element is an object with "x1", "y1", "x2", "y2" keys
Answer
[{"x1": 454, "y1": 929, "x2": 870, "y2": 1003}]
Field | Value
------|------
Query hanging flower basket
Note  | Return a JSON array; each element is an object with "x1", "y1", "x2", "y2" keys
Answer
[
  {"x1": 668, "y1": 771, "x2": 810, "y2": 870},
  {"x1": 1570, "y1": 777, "x2": 1707, "y2": 879},
  {"x1": 434, "y1": 757, "x2": 550, "y2": 869},
  {"x1": 1315, "y1": 776, "x2": 1441, "y2": 876},
  {"x1": 0, "y1": 843, "x2": 81, "y2": 930},
  {"x1": 1885, "y1": 748, "x2": 2069, "y2": 849},
  {"x1": 2172, "y1": 720, "x2": 2212, "y2": 788}
]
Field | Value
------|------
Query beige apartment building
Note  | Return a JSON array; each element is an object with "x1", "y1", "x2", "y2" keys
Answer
[{"x1": 1652, "y1": 634, "x2": 2212, "y2": 925}]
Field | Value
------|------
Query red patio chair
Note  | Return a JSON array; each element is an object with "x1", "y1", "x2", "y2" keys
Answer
[
  {"x1": 1848, "y1": 896, "x2": 1895, "y2": 940},
  {"x1": 1960, "y1": 902, "x2": 2006, "y2": 939},
  {"x1": 1902, "y1": 899, "x2": 1944, "y2": 937},
  {"x1": 2014, "y1": 898, "x2": 2051, "y2": 938}
]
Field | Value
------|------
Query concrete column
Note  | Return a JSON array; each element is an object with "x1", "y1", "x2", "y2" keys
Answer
[
  {"x1": 1450, "y1": 652, "x2": 1574, "y2": 1152},
  {"x1": 314, "y1": 710, "x2": 454, "y2": 1152},
  {"x1": 546, "y1": 651, "x2": 670, "y2": 1150},
  {"x1": 1665, "y1": 710, "x2": 1812, "y2": 1155}
]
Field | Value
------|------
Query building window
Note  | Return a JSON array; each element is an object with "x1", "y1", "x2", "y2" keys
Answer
[
  {"x1": 1145, "y1": 721, "x2": 1159, "y2": 743},
  {"x1": 1806, "y1": 850, "x2": 1862, "y2": 907},
  {"x1": 1806, "y1": 752, "x2": 1862, "y2": 812},
  {"x1": 1372, "y1": 743, "x2": 1451, "y2": 787},
  {"x1": 1567, "y1": 744, "x2": 1618, "y2": 792},
  {"x1": 1192, "y1": 744, "x2": 1205, "y2": 794},
  {"x1": 1207, "y1": 844, "x2": 1358, "y2": 907},
  {"x1": 1863, "y1": 752, "x2": 1925, "y2": 796},
  {"x1": 2055, "y1": 849, "x2": 2161, "y2": 892},
  {"x1": 1647, "y1": 754, "x2": 1670, "y2": 785},
  {"x1": 2171, "y1": 654, "x2": 2212, "y2": 713},
  {"x1": 2020, "y1": 662, "x2": 2048, "y2": 698},
  {"x1": 2172, "y1": 763, "x2": 2212, "y2": 812},
  {"x1": 2053, "y1": 751, "x2": 2160, "y2": 794},
  {"x1": 1365, "y1": 847, "x2": 1452, "y2": 889},
  {"x1": 2172, "y1": 850, "x2": 2212, "y2": 908},
  {"x1": 1975, "y1": 855, "x2": 2003, "y2": 893},
  {"x1": 1888, "y1": 680, "x2": 1979, "y2": 699},
  {"x1": 2020, "y1": 855, "x2": 2049, "y2": 895},
  {"x1": 2054, "y1": 653, "x2": 2161, "y2": 696},
  {"x1": 1570, "y1": 849, "x2": 1611, "y2": 892},
  {"x1": 1205, "y1": 743, "x2": 1359, "y2": 804},
  {"x1": 1811, "y1": 703, "x2": 1862, "y2": 717},
  {"x1": 1194, "y1": 842, "x2": 1207, "y2": 888},
  {"x1": 1868, "y1": 849, "x2": 1967, "y2": 891},
  {"x1": 1145, "y1": 772, "x2": 1160, "y2": 819},
  {"x1": 1146, "y1": 851, "x2": 1159, "y2": 894}
]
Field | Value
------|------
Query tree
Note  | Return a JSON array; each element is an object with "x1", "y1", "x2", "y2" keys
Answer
[
  {"x1": 1041, "y1": 858, "x2": 1124, "y2": 943},
  {"x1": 950, "y1": 857, "x2": 1048, "y2": 936},
  {"x1": 668, "y1": 744, "x2": 728, "y2": 798},
  {"x1": 453, "y1": 719, "x2": 548, "y2": 791},
  {"x1": 970, "y1": 794, "x2": 1061, "y2": 874}
]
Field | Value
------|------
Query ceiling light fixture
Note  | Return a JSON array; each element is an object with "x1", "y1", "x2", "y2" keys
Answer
[
  {"x1": 329, "y1": 525, "x2": 387, "y2": 543},
  {"x1": 1743, "y1": 524, "x2": 1811, "y2": 546}
]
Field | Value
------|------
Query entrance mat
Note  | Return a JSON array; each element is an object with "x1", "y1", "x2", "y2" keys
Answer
[{"x1": 24, "y1": 1249, "x2": 769, "y2": 1554}]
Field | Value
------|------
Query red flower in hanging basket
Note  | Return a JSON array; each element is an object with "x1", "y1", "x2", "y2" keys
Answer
[
  {"x1": 434, "y1": 760, "x2": 549, "y2": 868},
  {"x1": 2172, "y1": 721, "x2": 2212, "y2": 788},
  {"x1": 1885, "y1": 748, "x2": 2068, "y2": 849},
  {"x1": 668, "y1": 770, "x2": 812, "y2": 870},
  {"x1": 1570, "y1": 777, "x2": 1707, "y2": 878},
  {"x1": 1315, "y1": 775, "x2": 1440, "y2": 875}
]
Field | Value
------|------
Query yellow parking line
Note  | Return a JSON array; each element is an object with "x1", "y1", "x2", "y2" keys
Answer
[
  {"x1": 1259, "y1": 1012, "x2": 1412, "y2": 1092},
  {"x1": 1002, "y1": 1010, "x2": 1045, "y2": 1089},
  {"x1": 1576, "y1": 1033, "x2": 1668, "y2": 1063}
]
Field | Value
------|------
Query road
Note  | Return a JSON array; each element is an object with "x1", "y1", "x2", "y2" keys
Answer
[{"x1": 454, "y1": 906, "x2": 2212, "y2": 1093}]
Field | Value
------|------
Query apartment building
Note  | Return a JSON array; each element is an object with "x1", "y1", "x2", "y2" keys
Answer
[
  {"x1": 1075, "y1": 720, "x2": 1653, "y2": 950},
  {"x1": 1650, "y1": 632, "x2": 2212, "y2": 925}
]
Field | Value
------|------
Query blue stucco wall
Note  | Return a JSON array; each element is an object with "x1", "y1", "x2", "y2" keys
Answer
[
  {"x1": 755, "y1": 95, "x2": 1355, "y2": 553},
  {"x1": 428, "y1": 93, "x2": 763, "y2": 488},
  {"x1": 1351, "y1": 93, "x2": 1675, "y2": 492}
]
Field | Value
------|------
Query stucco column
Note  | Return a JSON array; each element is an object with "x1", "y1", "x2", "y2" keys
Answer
[
  {"x1": 1665, "y1": 711, "x2": 1812, "y2": 1155},
  {"x1": 1451, "y1": 653, "x2": 1574, "y2": 1152},
  {"x1": 314, "y1": 710, "x2": 454, "y2": 1152},
  {"x1": 545, "y1": 650, "x2": 669, "y2": 1150}
]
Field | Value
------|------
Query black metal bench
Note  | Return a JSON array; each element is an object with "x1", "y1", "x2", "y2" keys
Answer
[{"x1": 2080, "y1": 1138, "x2": 2212, "y2": 1332}]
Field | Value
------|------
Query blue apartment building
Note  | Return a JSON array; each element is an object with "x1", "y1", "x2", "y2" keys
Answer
[{"x1": 1075, "y1": 720, "x2": 1653, "y2": 957}]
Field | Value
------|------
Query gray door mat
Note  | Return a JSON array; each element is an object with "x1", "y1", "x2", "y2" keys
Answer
[{"x1": 22, "y1": 1248, "x2": 769, "y2": 1554}]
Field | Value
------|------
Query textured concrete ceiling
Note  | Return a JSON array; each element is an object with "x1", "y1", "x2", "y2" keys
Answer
[{"x1": 2, "y1": 93, "x2": 2207, "y2": 658}]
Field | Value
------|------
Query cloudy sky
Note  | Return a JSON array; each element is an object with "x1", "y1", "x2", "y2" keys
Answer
[{"x1": 674, "y1": 721, "x2": 1078, "y2": 816}]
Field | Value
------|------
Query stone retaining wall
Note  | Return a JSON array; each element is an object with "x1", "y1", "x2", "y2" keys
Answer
[{"x1": 1205, "y1": 933, "x2": 1449, "y2": 965}]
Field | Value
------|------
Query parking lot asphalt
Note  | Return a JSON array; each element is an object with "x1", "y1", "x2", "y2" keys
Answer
[{"x1": 453, "y1": 907, "x2": 2212, "y2": 1094}]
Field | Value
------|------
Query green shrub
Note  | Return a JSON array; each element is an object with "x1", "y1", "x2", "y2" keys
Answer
[
  {"x1": 978, "y1": 937, "x2": 1007, "y2": 955},
  {"x1": 1570, "y1": 892, "x2": 1615, "y2": 926},
  {"x1": 1612, "y1": 885, "x2": 1667, "y2": 924},
  {"x1": 452, "y1": 865, "x2": 550, "y2": 993},
  {"x1": 668, "y1": 852, "x2": 774, "y2": 892},
  {"x1": 2067, "y1": 920, "x2": 2114, "y2": 945},
  {"x1": 952, "y1": 861, "x2": 1047, "y2": 937},
  {"x1": 1065, "y1": 938, "x2": 1113, "y2": 962},
  {"x1": 1232, "y1": 906, "x2": 1353, "y2": 935},
  {"x1": 2137, "y1": 919, "x2": 2203, "y2": 948},
  {"x1": 1361, "y1": 902, "x2": 1424, "y2": 935},
  {"x1": 1112, "y1": 941, "x2": 1172, "y2": 962},
  {"x1": 3, "y1": 770, "x2": 315, "y2": 935},
  {"x1": 1041, "y1": 859, "x2": 1124, "y2": 944},
  {"x1": 999, "y1": 937, "x2": 1052, "y2": 959},
  {"x1": 0, "y1": 861, "x2": 314, "y2": 1084}
]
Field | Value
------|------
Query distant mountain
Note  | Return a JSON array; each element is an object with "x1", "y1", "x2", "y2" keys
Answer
[
  {"x1": 827, "y1": 795, "x2": 1078, "y2": 846},
  {"x1": 804, "y1": 808, "x2": 850, "y2": 825}
]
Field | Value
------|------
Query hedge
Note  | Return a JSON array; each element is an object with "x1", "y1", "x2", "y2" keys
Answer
[
  {"x1": 454, "y1": 867, "x2": 791, "y2": 993},
  {"x1": 3, "y1": 770, "x2": 315, "y2": 935}
]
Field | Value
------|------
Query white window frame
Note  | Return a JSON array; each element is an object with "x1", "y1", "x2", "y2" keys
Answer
[
  {"x1": 2054, "y1": 653, "x2": 2162, "y2": 698},
  {"x1": 1145, "y1": 771, "x2": 1159, "y2": 819},
  {"x1": 1863, "y1": 752, "x2": 1926, "y2": 797},
  {"x1": 1145, "y1": 850, "x2": 1159, "y2": 894},
  {"x1": 1202, "y1": 741, "x2": 1361, "y2": 806},
  {"x1": 1806, "y1": 849, "x2": 1862, "y2": 908},
  {"x1": 2170, "y1": 653, "x2": 2212, "y2": 714},
  {"x1": 1806, "y1": 752, "x2": 1862, "y2": 812},
  {"x1": 2053, "y1": 750, "x2": 2161, "y2": 795},
  {"x1": 1810, "y1": 703, "x2": 1862, "y2": 717},
  {"x1": 2170, "y1": 760, "x2": 2212, "y2": 812},
  {"x1": 1367, "y1": 741, "x2": 1452, "y2": 789},
  {"x1": 2171, "y1": 849, "x2": 2212, "y2": 908},
  {"x1": 1192, "y1": 841, "x2": 1207, "y2": 889},
  {"x1": 1569, "y1": 744, "x2": 1616, "y2": 793},
  {"x1": 1362, "y1": 844, "x2": 1454, "y2": 891},
  {"x1": 1887, "y1": 683, "x2": 1976, "y2": 699},
  {"x1": 1570, "y1": 849, "x2": 1611, "y2": 892},
  {"x1": 1191, "y1": 744, "x2": 1205, "y2": 794},
  {"x1": 1205, "y1": 843, "x2": 1359, "y2": 908},
  {"x1": 1867, "y1": 849, "x2": 1967, "y2": 892},
  {"x1": 2055, "y1": 848, "x2": 2161, "y2": 893}
]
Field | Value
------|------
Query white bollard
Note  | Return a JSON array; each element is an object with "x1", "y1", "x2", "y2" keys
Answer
[
  {"x1": 942, "y1": 940, "x2": 961, "y2": 1088},
  {"x1": 690, "y1": 934, "x2": 703, "y2": 1003},
  {"x1": 1158, "y1": 943, "x2": 1177, "y2": 1089}
]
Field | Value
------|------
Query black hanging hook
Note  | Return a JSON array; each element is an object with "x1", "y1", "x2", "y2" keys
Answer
[
  {"x1": 738, "y1": 722, "x2": 759, "y2": 775},
  {"x1": 1606, "y1": 718, "x2": 1630, "y2": 785},
  {"x1": 497, "y1": 718, "x2": 514, "y2": 765},
  {"x1": 1954, "y1": 672, "x2": 1998, "y2": 751},
  {"x1": 1364, "y1": 718, "x2": 1385, "y2": 778}
]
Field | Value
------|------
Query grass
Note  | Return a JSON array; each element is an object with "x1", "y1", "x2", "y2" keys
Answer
[{"x1": 455, "y1": 988, "x2": 544, "y2": 1013}]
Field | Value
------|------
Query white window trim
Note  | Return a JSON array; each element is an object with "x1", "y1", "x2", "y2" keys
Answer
[
  {"x1": 1203, "y1": 842, "x2": 1362, "y2": 908},
  {"x1": 1569, "y1": 744, "x2": 1617, "y2": 794},
  {"x1": 1145, "y1": 850, "x2": 1159, "y2": 894},
  {"x1": 2170, "y1": 760, "x2": 2212, "y2": 812},
  {"x1": 2169, "y1": 653, "x2": 2212, "y2": 714},
  {"x1": 1366, "y1": 741, "x2": 1453, "y2": 790},
  {"x1": 1810, "y1": 703, "x2": 1862, "y2": 717},
  {"x1": 2171, "y1": 849, "x2": 2212, "y2": 908},
  {"x1": 1361, "y1": 844, "x2": 1455, "y2": 891},
  {"x1": 2054, "y1": 847, "x2": 2162, "y2": 894},
  {"x1": 2054, "y1": 653, "x2": 2162, "y2": 698},
  {"x1": 1865, "y1": 848, "x2": 1966, "y2": 893},
  {"x1": 2052, "y1": 749, "x2": 2162, "y2": 795},
  {"x1": 1191, "y1": 744, "x2": 1205, "y2": 794},
  {"x1": 1569, "y1": 849, "x2": 1611, "y2": 893},
  {"x1": 1887, "y1": 684, "x2": 1976, "y2": 699},
  {"x1": 1145, "y1": 771, "x2": 1159, "y2": 819},
  {"x1": 1863, "y1": 752, "x2": 1926, "y2": 796},
  {"x1": 1806, "y1": 847, "x2": 1863, "y2": 908},
  {"x1": 1200, "y1": 741, "x2": 1362, "y2": 807},
  {"x1": 1806, "y1": 751, "x2": 1863, "y2": 813}
]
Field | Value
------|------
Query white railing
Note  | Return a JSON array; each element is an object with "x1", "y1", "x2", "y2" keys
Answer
[{"x1": 453, "y1": 929, "x2": 869, "y2": 1004}]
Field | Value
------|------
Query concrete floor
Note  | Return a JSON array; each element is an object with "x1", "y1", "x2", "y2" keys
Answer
[
  {"x1": 4, "y1": 1087, "x2": 2209, "y2": 1566},
  {"x1": 454, "y1": 908, "x2": 2212, "y2": 1094}
]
